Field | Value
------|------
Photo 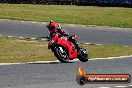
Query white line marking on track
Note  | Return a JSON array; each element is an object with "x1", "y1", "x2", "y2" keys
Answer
[
  {"x1": 31, "y1": 38, "x2": 36, "y2": 40},
  {"x1": 18, "y1": 37, "x2": 24, "y2": 39},
  {"x1": 113, "y1": 86, "x2": 129, "y2": 88},
  {"x1": 85, "y1": 42, "x2": 102, "y2": 45},
  {"x1": 40, "y1": 39, "x2": 47, "y2": 41},
  {"x1": 92, "y1": 55, "x2": 132, "y2": 60},
  {"x1": 0, "y1": 59, "x2": 80, "y2": 65},
  {"x1": 28, "y1": 60, "x2": 60, "y2": 64},
  {"x1": 0, "y1": 63, "x2": 26, "y2": 65},
  {"x1": 8, "y1": 36, "x2": 13, "y2": 38},
  {"x1": 0, "y1": 55, "x2": 132, "y2": 65},
  {"x1": 98, "y1": 87, "x2": 110, "y2": 88}
]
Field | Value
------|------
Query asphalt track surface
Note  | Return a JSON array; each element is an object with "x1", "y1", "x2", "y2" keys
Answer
[
  {"x1": 0, "y1": 19, "x2": 132, "y2": 88},
  {"x1": 0, "y1": 19, "x2": 132, "y2": 45},
  {"x1": 0, "y1": 58, "x2": 132, "y2": 88}
]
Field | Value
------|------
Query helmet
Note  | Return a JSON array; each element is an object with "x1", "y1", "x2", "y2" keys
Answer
[{"x1": 47, "y1": 20, "x2": 59, "y2": 32}]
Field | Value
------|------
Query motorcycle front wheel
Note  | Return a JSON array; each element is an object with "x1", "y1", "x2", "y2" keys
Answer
[{"x1": 54, "y1": 46, "x2": 69, "y2": 63}]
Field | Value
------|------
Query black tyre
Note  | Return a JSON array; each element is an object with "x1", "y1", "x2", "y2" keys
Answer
[
  {"x1": 78, "y1": 48, "x2": 89, "y2": 62},
  {"x1": 54, "y1": 46, "x2": 69, "y2": 63}
]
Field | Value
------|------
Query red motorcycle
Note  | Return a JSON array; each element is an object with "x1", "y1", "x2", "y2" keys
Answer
[{"x1": 47, "y1": 32, "x2": 89, "y2": 63}]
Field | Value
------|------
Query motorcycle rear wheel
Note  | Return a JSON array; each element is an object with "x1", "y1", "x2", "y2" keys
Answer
[
  {"x1": 54, "y1": 46, "x2": 69, "y2": 63},
  {"x1": 78, "y1": 48, "x2": 89, "y2": 62}
]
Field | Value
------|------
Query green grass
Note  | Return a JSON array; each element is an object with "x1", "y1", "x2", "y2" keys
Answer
[
  {"x1": 0, "y1": 36, "x2": 132, "y2": 63},
  {"x1": 83, "y1": 44, "x2": 132, "y2": 58},
  {"x1": 0, "y1": 4, "x2": 132, "y2": 28},
  {"x1": 0, "y1": 36, "x2": 56, "y2": 63}
]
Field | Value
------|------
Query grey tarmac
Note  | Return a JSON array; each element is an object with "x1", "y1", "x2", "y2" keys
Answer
[
  {"x1": 0, "y1": 57, "x2": 132, "y2": 88},
  {"x1": 0, "y1": 19, "x2": 132, "y2": 45}
]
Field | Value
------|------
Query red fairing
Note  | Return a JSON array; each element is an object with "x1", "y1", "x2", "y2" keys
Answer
[
  {"x1": 57, "y1": 38, "x2": 78, "y2": 59},
  {"x1": 48, "y1": 33, "x2": 59, "y2": 49},
  {"x1": 49, "y1": 32, "x2": 78, "y2": 59}
]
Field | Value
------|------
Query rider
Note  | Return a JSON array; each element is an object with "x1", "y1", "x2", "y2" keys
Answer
[
  {"x1": 47, "y1": 20, "x2": 69, "y2": 37},
  {"x1": 47, "y1": 20, "x2": 80, "y2": 49}
]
